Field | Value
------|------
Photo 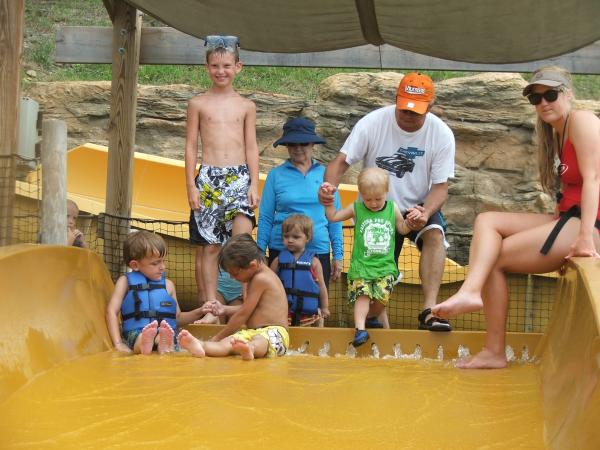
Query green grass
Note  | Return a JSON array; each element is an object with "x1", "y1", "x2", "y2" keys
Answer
[
  {"x1": 23, "y1": 0, "x2": 600, "y2": 100},
  {"x1": 24, "y1": 0, "x2": 109, "y2": 73}
]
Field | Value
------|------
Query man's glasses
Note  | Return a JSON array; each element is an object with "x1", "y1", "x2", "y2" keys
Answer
[
  {"x1": 204, "y1": 35, "x2": 240, "y2": 52},
  {"x1": 527, "y1": 90, "x2": 560, "y2": 105}
]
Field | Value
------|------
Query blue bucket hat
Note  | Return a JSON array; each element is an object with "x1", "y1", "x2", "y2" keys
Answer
[{"x1": 273, "y1": 117, "x2": 326, "y2": 147}]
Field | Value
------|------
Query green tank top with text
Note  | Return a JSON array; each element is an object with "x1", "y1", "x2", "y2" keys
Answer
[{"x1": 348, "y1": 201, "x2": 398, "y2": 281}]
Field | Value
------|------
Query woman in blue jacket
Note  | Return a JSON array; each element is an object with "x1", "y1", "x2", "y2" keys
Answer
[{"x1": 257, "y1": 117, "x2": 343, "y2": 286}]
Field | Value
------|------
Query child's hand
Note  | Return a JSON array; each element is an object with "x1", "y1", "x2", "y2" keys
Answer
[
  {"x1": 320, "y1": 182, "x2": 337, "y2": 195},
  {"x1": 67, "y1": 228, "x2": 83, "y2": 246},
  {"x1": 114, "y1": 342, "x2": 132, "y2": 353},
  {"x1": 247, "y1": 185, "x2": 260, "y2": 210},
  {"x1": 405, "y1": 205, "x2": 427, "y2": 230},
  {"x1": 330, "y1": 260, "x2": 343, "y2": 281},
  {"x1": 187, "y1": 185, "x2": 201, "y2": 210},
  {"x1": 321, "y1": 307, "x2": 331, "y2": 319},
  {"x1": 200, "y1": 300, "x2": 218, "y2": 314},
  {"x1": 209, "y1": 301, "x2": 226, "y2": 316},
  {"x1": 318, "y1": 182, "x2": 337, "y2": 206}
]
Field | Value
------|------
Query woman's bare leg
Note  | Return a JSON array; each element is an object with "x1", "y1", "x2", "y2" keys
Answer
[
  {"x1": 457, "y1": 267, "x2": 509, "y2": 368},
  {"x1": 457, "y1": 218, "x2": 583, "y2": 369},
  {"x1": 433, "y1": 212, "x2": 554, "y2": 319}
]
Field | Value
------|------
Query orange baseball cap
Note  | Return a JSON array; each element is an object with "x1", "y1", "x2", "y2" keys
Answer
[{"x1": 396, "y1": 72, "x2": 434, "y2": 115}]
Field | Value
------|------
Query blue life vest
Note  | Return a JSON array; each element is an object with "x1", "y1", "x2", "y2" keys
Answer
[
  {"x1": 121, "y1": 272, "x2": 177, "y2": 334},
  {"x1": 277, "y1": 250, "x2": 320, "y2": 326}
]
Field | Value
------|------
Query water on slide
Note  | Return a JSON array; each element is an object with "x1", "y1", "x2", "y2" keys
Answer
[{"x1": 1, "y1": 351, "x2": 543, "y2": 449}]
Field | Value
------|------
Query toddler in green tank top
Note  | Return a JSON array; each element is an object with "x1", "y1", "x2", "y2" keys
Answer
[{"x1": 323, "y1": 167, "x2": 410, "y2": 347}]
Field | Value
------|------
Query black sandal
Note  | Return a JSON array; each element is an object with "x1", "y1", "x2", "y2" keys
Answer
[{"x1": 418, "y1": 308, "x2": 452, "y2": 332}]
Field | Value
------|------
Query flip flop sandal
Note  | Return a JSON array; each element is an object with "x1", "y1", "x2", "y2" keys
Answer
[{"x1": 418, "y1": 308, "x2": 452, "y2": 332}]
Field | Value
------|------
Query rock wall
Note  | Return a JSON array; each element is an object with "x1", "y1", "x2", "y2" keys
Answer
[{"x1": 24, "y1": 72, "x2": 600, "y2": 256}]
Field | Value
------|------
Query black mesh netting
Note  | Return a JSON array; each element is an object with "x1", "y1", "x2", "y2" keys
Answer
[{"x1": 88, "y1": 214, "x2": 556, "y2": 333}]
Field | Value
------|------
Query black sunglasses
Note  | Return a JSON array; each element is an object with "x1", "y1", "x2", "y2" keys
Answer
[{"x1": 527, "y1": 90, "x2": 560, "y2": 105}]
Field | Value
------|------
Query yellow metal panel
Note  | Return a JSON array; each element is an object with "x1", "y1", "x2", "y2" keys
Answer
[
  {"x1": 0, "y1": 245, "x2": 114, "y2": 404},
  {"x1": 537, "y1": 258, "x2": 600, "y2": 449}
]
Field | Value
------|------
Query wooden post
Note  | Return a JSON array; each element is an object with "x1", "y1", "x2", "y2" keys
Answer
[
  {"x1": 104, "y1": 1, "x2": 141, "y2": 277},
  {"x1": 40, "y1": 120, "x2": 68, "y2": 245},
  {"x1": 0, "y1": 0, "x2": 24, "y2": 246}
]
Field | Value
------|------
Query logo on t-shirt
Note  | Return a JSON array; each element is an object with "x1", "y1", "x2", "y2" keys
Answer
[
  {"x1": 375, "y1": 146, "x2": 424, "y2": 178},
  {"x1": 360, "y1": 218, "x2": 393, "y2": 257}
]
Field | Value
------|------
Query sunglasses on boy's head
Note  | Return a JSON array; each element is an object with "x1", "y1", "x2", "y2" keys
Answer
[
  {"x1": 204, "y1": 35, "x2": 240, "y2": 52},
  {"x1": 527, "y1": 89, "x2": 560, "y2": 105}
]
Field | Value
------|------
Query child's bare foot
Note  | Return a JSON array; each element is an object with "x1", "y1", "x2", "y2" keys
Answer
[
  {"x1": 431, "y1": 292, "x2": 483, "y2": 319},
  {"x1": 140, "y1": 320, "x2": 159, "y2": 355},
  {"x1": 231, "y1": 338, "x2": 254, "y2": 361},
  {"x1": 177, "y1": 329, "x2": 205, "y2": 357},
  {"x1": 157, "y1": 320, "x2": 175, "y2": 354},
  {"x1": 196, "y1": 312, "x2": 220, "y2": 325},
  {"x1": 455, "y1": 347, "x2": 507, "y2": 369}
]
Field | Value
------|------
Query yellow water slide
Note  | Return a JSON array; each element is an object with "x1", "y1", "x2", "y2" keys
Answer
[{"x1": 0, "y1": 245, "x2": 599, "y2": 448}]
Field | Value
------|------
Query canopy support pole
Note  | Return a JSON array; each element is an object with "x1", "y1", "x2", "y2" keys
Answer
[
  {"x1": 0, "y1": 0, "x2": 24, "y2": 246},
  {"x1": 104, "y1": 0, "x2": 142, "y2": 277}
]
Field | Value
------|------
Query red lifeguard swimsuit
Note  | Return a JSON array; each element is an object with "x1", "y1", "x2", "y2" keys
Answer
[
  {"x1": 540, "y1": 138, "x2": 600, "y2": 254},
  {"x1": 559, "y1": 138, "x2": 600, "y2": 221}
]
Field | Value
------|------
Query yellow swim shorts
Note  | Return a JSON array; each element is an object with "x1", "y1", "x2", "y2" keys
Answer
[
  {"x1": 347, "y1": 274, "x2": 396, "y2": 305},
  {"x1": 232, "y1": 326, "x2": 289, "y2": 357}
]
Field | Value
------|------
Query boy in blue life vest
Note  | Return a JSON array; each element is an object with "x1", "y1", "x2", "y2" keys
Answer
[
  {"x1": 270, "y1": 214, "x2": 330, "y2": 327},
  {"x1": 323, "y1": 167, "x2": 411, "y2": 347},
  {"x1": 106, "y1": 230, "x2": 203, "y2": 355}
]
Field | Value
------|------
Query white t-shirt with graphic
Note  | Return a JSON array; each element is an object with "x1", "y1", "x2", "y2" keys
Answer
[{"x1": 341, "y1": 105, "x2": 455, "y2": 212}]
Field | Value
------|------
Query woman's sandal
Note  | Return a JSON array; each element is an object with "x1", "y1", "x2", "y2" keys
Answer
[{"x1": 418, "y1": 308, "x2": 452, "y2": 332}]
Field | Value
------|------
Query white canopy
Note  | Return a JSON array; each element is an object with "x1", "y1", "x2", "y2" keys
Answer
[{"x1": 124, "y1": 0, "x2": 600, "y2": 63}]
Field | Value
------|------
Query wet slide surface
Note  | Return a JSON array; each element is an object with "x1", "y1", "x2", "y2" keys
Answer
[{"x1": 1, "y1": 351, "x2": 543, "y2": 449}]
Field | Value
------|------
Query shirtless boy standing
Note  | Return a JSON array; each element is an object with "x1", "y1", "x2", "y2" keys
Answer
[
  {"x1": 178, "y1": 234, "x2": 289, "y2": 360},
  {"x1": 185, "y1": 35, "x2": 260, "y2": 310}
]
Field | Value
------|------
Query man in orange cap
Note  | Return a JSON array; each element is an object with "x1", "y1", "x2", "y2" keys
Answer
[{"x1": 319, "y1": 72, "x2": 455, "y2": 332}]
